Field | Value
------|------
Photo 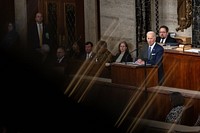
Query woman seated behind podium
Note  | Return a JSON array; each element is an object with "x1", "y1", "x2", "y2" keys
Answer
[
  {"x1": 165, "y1": 92, "x2": 185, "y2": 124},
  {"x1": 112, "y1": 41, "x2": 132, "y2": 63}
]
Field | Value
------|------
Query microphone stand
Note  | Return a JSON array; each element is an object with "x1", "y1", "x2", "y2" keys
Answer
[
  {"x1": 125, "y1": 55, "x2": 128, "y2": 65},
  {"x1": 143, "y1": 58, "x2": 148, "y2": 95},
  {"x1": 125, "y1": 48, "x2": 138, "y2": 64}
]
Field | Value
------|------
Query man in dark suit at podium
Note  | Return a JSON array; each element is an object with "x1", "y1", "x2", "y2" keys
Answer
[
  {"x1": 135, "y1": 31, "x2": 164, "y2": 85},
  {"x1": 156, "y1": 25, "x2": 177, "y2": 44}
]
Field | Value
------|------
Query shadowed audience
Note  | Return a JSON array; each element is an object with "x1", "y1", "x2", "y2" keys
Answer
[{"x1": 0, "y1": 46, "x2": 122, "y2": 133}]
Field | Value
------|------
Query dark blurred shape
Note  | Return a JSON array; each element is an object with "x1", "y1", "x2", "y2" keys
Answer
[{"x1": 0, "y1": 45, "x2": 122, "y2": 133}]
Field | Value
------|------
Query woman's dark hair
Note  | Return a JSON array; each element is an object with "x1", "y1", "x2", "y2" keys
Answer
[
  {"x1": 95, "y1": 40, "x2": 107, "y2": 53},
  {"x1": 97, "y1": 40, "x2": 107, "y2": 48},
  {"x1": 118, "y1": 41, "x2": 129, "y2": 53},
  {"x1": 170, "y1": 92, "x2": 184, "y2": 107}
]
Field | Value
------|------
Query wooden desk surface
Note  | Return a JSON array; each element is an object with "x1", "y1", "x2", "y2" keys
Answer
[
  {"x1": 111, "y1": 62, "x2": 158, "y2": 88},
  {"x1": 163, "y1": 50, "x2": 200, "y2": 90},
  {"x1": 148, "y1": 86, "x2": 200, "y2": 99},
  {"x1": 164, "y1": 49, "x2": 200, "y2": 57}
]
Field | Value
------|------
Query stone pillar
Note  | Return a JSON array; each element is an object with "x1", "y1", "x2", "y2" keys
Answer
[
  {"x1": 14, "y1": 0, "x2": 27, "y2": 50},
  {"x1": 84, "y1": 0, "x2": 99, "y2": 44},
  {"x1": 100, "y1": 0, "x2": 136, "y2": 55},
  {"x1": 192, "y1": 0, "x2": 200, "y2": 47}
]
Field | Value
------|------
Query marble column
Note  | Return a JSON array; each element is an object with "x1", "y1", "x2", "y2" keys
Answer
[
  {"x1": 84, "y1": 0, "x2": 99, "y2": 45},
  {"x1": 192, "y1": 0, "x2": 200, "y2": 47},
  {"x1": 15, "y1": 0, "x2": 27, "y2": 50},
  {"x1": 100, "y1": 0, "x2": 136, "y2": 55}
]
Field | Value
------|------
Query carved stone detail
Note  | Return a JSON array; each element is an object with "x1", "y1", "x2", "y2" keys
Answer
[{"x1": 176, "y1": 0, "x2": 192, "y2": 32}]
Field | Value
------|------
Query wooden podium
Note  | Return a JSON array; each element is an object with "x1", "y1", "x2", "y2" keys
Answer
[{"x1": 111, "y1": 63, "x2": 158, "y2": 88}]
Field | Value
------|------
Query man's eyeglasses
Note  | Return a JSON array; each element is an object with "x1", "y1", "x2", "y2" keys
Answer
[{"x1": 159, "y1": 31, "x2": 167, "y2": 33}]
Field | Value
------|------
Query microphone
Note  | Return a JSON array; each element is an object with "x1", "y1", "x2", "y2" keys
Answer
[
  {"x1": 130, "y1": 48, "x2": 138, "y2": 53},
  {"x1": 143, "y1": 58, "x2": 148, "y2": 62},
  {"x1": 125, "y1": 48, "x2": 138, "y2": 64}
]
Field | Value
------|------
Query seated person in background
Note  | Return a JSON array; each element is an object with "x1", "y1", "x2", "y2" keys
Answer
[
  {"x1": 165, "y1": 92, "x2": 185, "y2": 124},
  {"x1": 81, "y1": 41, "x2": 96, "y2": 61},
  {"x1": 135, "y1": 31, "x2": 164, "y2": 85},
  {"x1": 1, "y1": 22, "x2": 20, "y2": 51},
  {"x1": 112, "y1": 41, "x2": 132, "y2": 63},
  {"x1": 156, "y1": 25, "x2": 177, "y2": 44},
  {"x1": 69, "y1": 42, "x2": 82, "y2": 60},
  {"x1": 55, "y1": 46, "x2": 68, "y2": 66},
  {"x1": 95, "y1": 40, "x2": 113, "y2": 63}
]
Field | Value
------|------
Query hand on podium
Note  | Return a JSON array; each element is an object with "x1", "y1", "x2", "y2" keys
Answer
[
  {"x1": 135, "y1": 59, "x2": 145, "y2": 65},
  {"x1": 105, "y1": 62, "x2": 111, "y2": 67}
]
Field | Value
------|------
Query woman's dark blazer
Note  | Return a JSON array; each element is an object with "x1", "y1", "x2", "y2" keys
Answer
[{"x1": 112, "y1": 51, "x2": 132, "y2": 63}]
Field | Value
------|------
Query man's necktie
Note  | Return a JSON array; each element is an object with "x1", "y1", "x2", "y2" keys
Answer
[
  {"x1": 39, "y1": 24, "x2": 43, "y2": 48},
  {"x1": 160, "y1": 38, "x2": 164, "y2": 43},
  {"x1": 57, "y1": 59, "x2": 60, "y2": 63},
  {"x1": 148, "y1": 46, "x2": 151, "y2": 60}
]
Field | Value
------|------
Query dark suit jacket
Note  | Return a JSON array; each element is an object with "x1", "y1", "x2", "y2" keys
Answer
[
  {"x1": 29, "y1": 22, "x2": 50, "y2": 49},
  {"x1": 156, "y1": 35, "x2": 177, "y2": 44},
  {"x1": 112, "y1": 51, "x2": 132, "y2": 63},
  {"x1": 81, "y1": 52, "x2": 96, "y2": 61},
  {"x1": 139, "y1": 43, "x2": 164, "y2": 85},
  {"x1": 56, "y1": 56, "x2": 68, "y2": 66}
]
